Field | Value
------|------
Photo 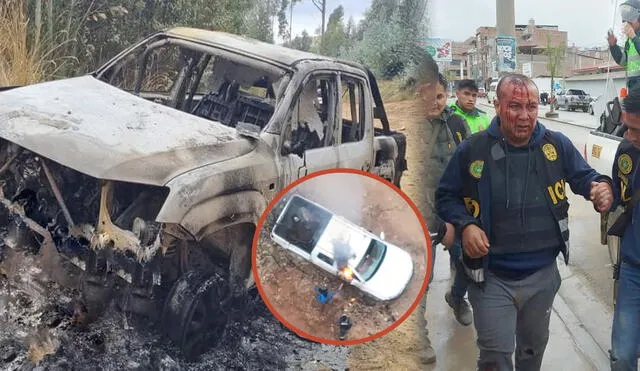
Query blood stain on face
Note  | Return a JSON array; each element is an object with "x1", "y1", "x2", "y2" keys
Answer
[{"x1": 496, "y1": 80, "x2": 539, "y2": 147}]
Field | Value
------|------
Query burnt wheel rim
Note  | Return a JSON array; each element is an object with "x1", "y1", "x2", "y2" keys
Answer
[{"x1": 162, "y1": 270, "x2": 229, "y2": 360}]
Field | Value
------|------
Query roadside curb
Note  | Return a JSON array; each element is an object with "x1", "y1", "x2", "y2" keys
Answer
[
  {"x1": 552, "y1": 269, "x2": 611, "y2": 370},
  {"x1": 478, "y1": 102, "x2": 598, "y2": 131}
]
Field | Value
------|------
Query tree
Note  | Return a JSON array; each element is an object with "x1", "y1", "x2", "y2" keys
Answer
[
  {"x1": 286, "y1": 29, "x2": 313, "y2": 51},
  {"x1": 277, "y1": 0, "x2": 290, "y2": 41},
  {"x1": 245, "y1": 0, "x2": 276, "y2": 43},
  {"x1": 320, "y1": 5, "x2": 345, "y2": 57},
  {"x1": 340, "y1": 0, "x2": 430, "y2": 79},
  {"x1": 544, "y1": 35, "x2": 566, "y2": 118},
  {"x1": 277, "y1": 0, "x2": 302, "y2": 43},
  {"x1": 342, "y1": 16, "x2": 357, "y2": 52},
  {"x1": 310, "y1": 0, "x2": 326, "y2": 40}
]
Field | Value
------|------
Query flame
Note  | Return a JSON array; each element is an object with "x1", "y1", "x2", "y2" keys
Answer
[{"x1": 341, "y1": 266, "x2": 354, "y2": 281}]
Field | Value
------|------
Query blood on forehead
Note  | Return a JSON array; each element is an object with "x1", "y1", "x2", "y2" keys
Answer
[{"x1": 501, "y1": 80, "x2": 538, "y2": 103}]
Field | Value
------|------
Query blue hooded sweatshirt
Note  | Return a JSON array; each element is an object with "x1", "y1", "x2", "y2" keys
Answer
[{"x1": 436, "y1": 116, "x2": 611, "y2": 276}]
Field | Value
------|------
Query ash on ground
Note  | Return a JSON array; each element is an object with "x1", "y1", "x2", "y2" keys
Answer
[
  {"x1": 256, "y1": 174, "x2": 428, "y2": 342},
  {"x1": 0, "y1": 243, "x2": 349, "y2": 370}
]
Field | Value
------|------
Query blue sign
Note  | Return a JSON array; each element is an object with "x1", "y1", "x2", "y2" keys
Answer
[{"x1": 496, "y1": 36, "x2": 517, "y2": 72}]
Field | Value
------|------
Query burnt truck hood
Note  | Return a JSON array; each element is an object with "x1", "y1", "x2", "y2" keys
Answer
[{"x1": 0, "y1": 76, "x2": 256, "y2": 186}]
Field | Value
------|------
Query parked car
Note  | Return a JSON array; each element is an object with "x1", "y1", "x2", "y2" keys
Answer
[
  {"x1": 270, "y1": 194, "x2": 414, "y2": 301},
  {"x1": 555, "y1": 89, "x2": 592, "y2": 112},
  {"x1": 0, "y1": 27, "x2": 409, "y2": 358},
  {"x1": 487, "y1": 81, "x2": 498, "y2": 104}
]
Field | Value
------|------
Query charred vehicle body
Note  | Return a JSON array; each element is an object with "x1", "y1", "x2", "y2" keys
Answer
[{"x1": 0, "y1": 28, "x2": 407, "y2": 357}]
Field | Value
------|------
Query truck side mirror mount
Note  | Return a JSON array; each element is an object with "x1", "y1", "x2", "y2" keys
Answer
[{"x1": 282, "y1": 140, "x2": 305, "y2": 158}]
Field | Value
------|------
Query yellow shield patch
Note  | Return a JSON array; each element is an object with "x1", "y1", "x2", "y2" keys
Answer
[
  {"x1": 464, "y1": 197, "x2": 480, "y2": 218},
  {"x1": 542, "y1": 143, "x2": 558, "y2": 162},
  {"x1": 469, "y1": 160, "x2": 484, "y2": 179},
  {"x1": 618, "y1": 154, "x2": 633, "y2": 175}
]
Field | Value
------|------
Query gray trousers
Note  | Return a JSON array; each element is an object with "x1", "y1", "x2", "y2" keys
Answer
[{"x1": 467, "y1": 262, "x2": 561, "y2": 371}]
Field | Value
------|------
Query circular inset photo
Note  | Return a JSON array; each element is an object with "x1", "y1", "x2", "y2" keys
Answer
[{"x1": 252, "y1": 169, "x2": 431, "y2": 345}]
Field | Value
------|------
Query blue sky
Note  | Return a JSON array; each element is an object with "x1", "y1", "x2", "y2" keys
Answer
[{"x1": 278, "y1": 0, "x2": 623, "y2": 48}]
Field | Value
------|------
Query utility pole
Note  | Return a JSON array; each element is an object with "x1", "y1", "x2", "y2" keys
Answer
[
  {"x1": 496, "y1": 0, "x2": 515, "y2": 79},
  {"x1": 496, "y1": 0, "x2": 515, "y2": 38}
]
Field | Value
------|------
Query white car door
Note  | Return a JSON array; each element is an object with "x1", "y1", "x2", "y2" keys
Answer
[
  {"x1": 280, "y1": 72, "x2": 340, "y2": 179},
  {"x1": 336, "y1": 73, "x2": 374, "y2": 172}
]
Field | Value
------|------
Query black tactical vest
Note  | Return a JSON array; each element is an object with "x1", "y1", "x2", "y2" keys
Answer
[
  {"x1": 488, "y1": 144, "x2": 565, "y2": 254},
  {"x1": 457, "y1": 130, "x2": 571, "y2": 284}
]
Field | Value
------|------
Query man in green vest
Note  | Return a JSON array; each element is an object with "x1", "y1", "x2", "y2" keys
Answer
[
  {"x1": 609, "y1": 0, "x2": 640, "y2": 92},
  {"x1": 450, "y1": 79, "x2": 491, "y2": 133}
]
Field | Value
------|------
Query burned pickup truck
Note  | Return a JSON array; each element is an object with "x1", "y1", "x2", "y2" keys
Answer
[{"x1": 0, "y1": 28, "x2": 407, "y2": 357}]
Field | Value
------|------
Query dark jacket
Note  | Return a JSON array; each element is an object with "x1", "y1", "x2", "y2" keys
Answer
[
  {"x1": 611, "y1": 139, "x2": 640, "y2": 267},
  {"x1": 423, "y1": 105, "x2": 471, "y2": 244},
  {"x1": 435, "y1": 116, "x2": 611, "y2": 282}
]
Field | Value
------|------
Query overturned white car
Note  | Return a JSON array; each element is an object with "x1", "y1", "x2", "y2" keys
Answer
[{"x1": 270, "y1": 194, "x2": 414, "y2": 301}]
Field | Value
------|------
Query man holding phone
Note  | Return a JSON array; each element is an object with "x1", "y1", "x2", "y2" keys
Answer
[{"x1": 609, "y1": 0, "x2": 640, "y2": 93}]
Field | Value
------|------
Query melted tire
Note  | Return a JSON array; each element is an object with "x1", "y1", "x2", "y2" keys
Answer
[{"x1": 161, "y1": 270, "x2": 229, "y2": 360}]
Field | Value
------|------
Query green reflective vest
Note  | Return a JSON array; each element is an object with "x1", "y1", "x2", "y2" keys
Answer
[
  {"x1": 623, "y1": 38, "x2": 640, "y2": 77},
  {"x1": 450, "y1": 103, "x2": 491, "y2": 134}
]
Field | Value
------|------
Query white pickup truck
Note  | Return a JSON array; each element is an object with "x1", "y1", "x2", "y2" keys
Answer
[
  {"x1": 270, "y1": 194, "x2": 414, "y2": 301},
  {"x1": 585, "y1": 96, "x2": 625, "y2": 298},
  {"x1": 585, "y1": 96, "x2": 625, "y2": 178}
]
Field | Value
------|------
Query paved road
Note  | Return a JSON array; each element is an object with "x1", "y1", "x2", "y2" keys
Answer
[{"x1": 424, "y1": 101, "x2": 618, "y2": 370}]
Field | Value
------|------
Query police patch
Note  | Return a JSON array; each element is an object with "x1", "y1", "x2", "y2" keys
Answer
[
  {"x1": 542, "y1": 143, "x2": 558, "y2": 161},
  {"x1": 464, "y1": 197, "x2": 480, "y2": 218},
  {"x1": 469, "y1": 160, "x2": 484, "y2": 179},
  {"x1": 456, "y1": 131, "x2": 463, "y2": 143},
  {"x1": 619, "y1": 154, "x2": 633, "y2": 175}
]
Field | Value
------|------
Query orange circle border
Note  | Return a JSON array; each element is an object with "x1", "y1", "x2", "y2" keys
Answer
[{"x1": 251, "y1": 168, "x2": 433, "y2": 346}]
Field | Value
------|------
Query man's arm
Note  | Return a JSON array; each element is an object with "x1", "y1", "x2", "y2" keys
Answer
[
  {"x1": 610, "y1": 43, "x2": 626, "y2": 66},
  {"x1": 558, "y1": 133, "x2": 612, "y2": 199},
  {"x1": 435, "y1": 142, "x2": 478, "y2": 233}
]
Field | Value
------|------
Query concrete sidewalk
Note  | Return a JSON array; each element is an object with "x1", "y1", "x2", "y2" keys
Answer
[{"x1": 423, "y1": 241, "x2": 611, "y2": 371}]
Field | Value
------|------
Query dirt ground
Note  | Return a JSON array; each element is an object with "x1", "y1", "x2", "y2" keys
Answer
[
  {"x1": 0, "y1": 97, "x2": 434, "y2": 370},
  {"x1": 347, "y1": 99, "x2": 438, "y2": 370},
  {"x1": 255, "y1": 172, "x2": 428, "y2": 342},
  {"x1": 0, "y1": 244, "x2": 352, "y2": 371}
]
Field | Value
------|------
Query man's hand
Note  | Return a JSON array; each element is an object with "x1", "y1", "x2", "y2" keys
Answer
[
  {"x1": 623, "y1": 23, "x2": 637, "y2": 39},
  {"x1": 608, "y1": 30, "x2": 618, "y2": 46},
  {"x1": 442, "y1": 222, "x2": 455, "y2": 249},
  {"x1": 590, "y1": 181, "x2": 614, "y2": 212},
  {"x1": 461, "y1": 224, "x2": 490, "y2": 258}
]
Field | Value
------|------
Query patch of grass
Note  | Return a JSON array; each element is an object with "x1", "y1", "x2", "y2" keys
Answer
[
  {"x1": 377, "y1": 79, "x2": 416, "y2": 103},
  {"x1": 0, "y1": 0, "x2": 72, "y2": 86}
]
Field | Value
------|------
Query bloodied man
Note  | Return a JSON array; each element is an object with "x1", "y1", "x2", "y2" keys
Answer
[{"x1": 436, "y1": 74, "x2": 613, "y2": 370}]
